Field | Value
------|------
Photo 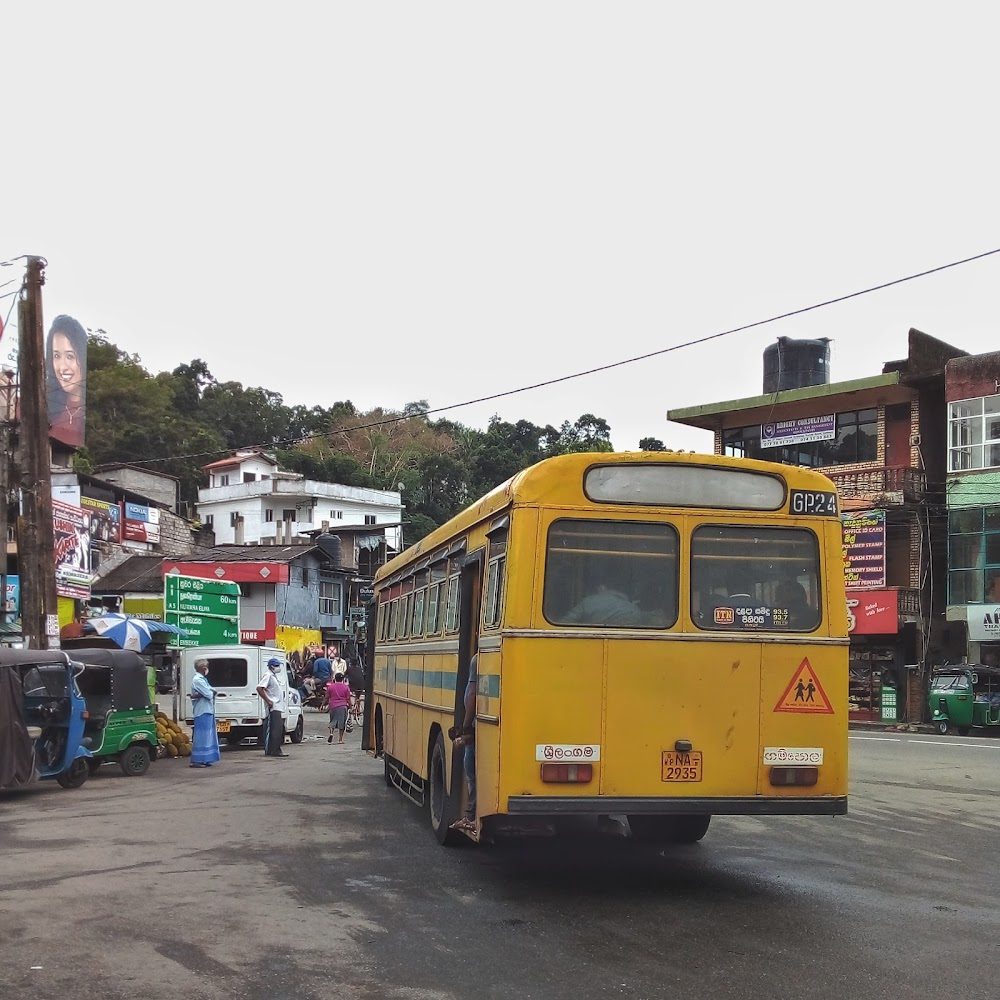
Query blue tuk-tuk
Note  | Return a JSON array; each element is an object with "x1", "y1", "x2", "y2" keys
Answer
[{"x1": 0, "y1": 649, "x2": 93, "y2": 790}]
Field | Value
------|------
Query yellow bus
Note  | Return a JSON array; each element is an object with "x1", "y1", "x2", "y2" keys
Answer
[{"x1": 370, "y1": 451, "x2": 848, "y2": 845}]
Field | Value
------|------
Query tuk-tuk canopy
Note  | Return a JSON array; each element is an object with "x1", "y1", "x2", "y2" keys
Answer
[{"x1": 71, "y1": 648, "x2": 150, "y2": 712}]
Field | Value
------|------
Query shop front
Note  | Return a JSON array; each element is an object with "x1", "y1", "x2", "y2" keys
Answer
[
  {"x1": 964, "y1": 604, "x2": 1000, "y2": 668},
  {"x1": 848, "y1": 590, "x2": 902, "y2": 722}
]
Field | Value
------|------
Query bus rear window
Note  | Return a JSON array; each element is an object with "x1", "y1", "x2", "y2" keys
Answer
[
  {"x1": 543, "y1": 520, "x2": 678, "y2": 628},
  {"x1": 691, "y1": 525, "x2": 821, "y2": 631}
]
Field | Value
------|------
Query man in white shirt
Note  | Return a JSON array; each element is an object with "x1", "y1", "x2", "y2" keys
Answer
[{"x1": 256, "y1": 657, "x2": 288, "y2": 758}]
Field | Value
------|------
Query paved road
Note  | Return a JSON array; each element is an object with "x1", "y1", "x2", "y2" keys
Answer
[{"x1": 2, "y1": 716, "x2": 999, "y2": 1000}]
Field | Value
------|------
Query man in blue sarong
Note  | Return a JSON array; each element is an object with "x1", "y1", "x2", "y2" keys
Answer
[{"x1": 190, "y1": 658, "x2": 221, "y2": 768}]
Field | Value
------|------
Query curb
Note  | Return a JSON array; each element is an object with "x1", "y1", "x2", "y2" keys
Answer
[{"x1": 848, "y1": 721, "x2": 935, "y2": 734}]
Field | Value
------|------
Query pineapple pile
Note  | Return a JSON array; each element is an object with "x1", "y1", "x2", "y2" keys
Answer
[{"x1": 155, "y1": 712, "x2": 193, "y2": 758}]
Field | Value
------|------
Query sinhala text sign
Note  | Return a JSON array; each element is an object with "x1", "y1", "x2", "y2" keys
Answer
[{"x1": 164, "y1": 574, "x2": 240, "y2": 648}]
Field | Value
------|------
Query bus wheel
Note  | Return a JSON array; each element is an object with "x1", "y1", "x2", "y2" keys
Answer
[
  {"x1": 428, "y1": 733, "x2": 461, "y2": 846},
  {"x1": 629, "y1": 814, "x2": 711, "y2": 844}
]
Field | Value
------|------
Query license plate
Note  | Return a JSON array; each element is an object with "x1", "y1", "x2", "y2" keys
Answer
[
  {"x1": 216, "y1": 720, "x2": 231, "y2": 734},
  {"x1": 661, "y1": 750, "x2": 702, "y2": 782}
]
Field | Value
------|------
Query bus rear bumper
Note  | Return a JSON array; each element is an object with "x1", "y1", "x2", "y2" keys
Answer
[{"x1": 505, "y1": 795, "x2": 848, "y2": 817}]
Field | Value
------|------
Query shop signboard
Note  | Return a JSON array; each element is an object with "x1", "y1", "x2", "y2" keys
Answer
[
  {"x1": 761, "y1": 415, "x2": 836, "y2": 449},
  {"x1": 880, "y1": 687, "x2": 898, "y2": 723},
  {"x1": 4, "y1": 575, "x2": 18, "y2": 614},
  {"x1": 80, "y1": 496, "x2": 122, "y2": 544},
  {"x1": 966, "y1": 605, "x2": 1000, "y2": 641},
  {"x1": 52, "y1": 499, "x2": 94, "y2": 599},
  {"x1": 846, "y1": 590, "x2": 898, "y2": 634},
  {"x1": 164, "y1": 573, "x2": 240, "y2": 648},
  {"x1": 124, "y1": 502, "x2": 161, "y2": 543},
  {"x1": 842, "y1": 509, "x2": 886, "y2": 589}
]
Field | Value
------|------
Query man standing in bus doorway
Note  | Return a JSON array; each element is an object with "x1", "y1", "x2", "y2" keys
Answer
[
  {"x1": 256, "y1": 658, "x2": 289, "y2": 758},
  {"x1": 449, "y1": 653, "x2": 478, "y2": 835}
]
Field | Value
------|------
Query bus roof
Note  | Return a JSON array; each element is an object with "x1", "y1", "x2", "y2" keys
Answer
[{"x1": 376, "y1": 451, "x2": 837, "y2": 586}]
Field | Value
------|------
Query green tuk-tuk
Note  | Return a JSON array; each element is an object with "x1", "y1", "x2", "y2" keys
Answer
[
  {"x1": 928, "y1": 664, "x2": 1000, "y2": 736},
  {"x1": 72, "y1": 649, "x2": 159, "y2": 776}
]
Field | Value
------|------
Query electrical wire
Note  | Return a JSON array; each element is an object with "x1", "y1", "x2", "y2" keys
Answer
[{"x1": 121, "y1": 244, "x2": 1000, "y2": 467}]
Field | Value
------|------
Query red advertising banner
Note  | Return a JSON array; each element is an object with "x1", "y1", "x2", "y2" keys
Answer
[
  {"x1": 52, "y1": 499, "x2": 94, "y2": 599},
  {"x1": 847, "y1": 590, "x2": 898, "y2": 635}
]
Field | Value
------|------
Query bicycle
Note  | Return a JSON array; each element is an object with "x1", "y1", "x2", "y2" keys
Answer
[{"x1": 347, "y1": 690, "x2": 364, "y2": 732}]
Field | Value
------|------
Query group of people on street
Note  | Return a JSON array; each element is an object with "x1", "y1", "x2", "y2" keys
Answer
[
  {"x1": 188, "y1": 656, "x2": 291, "y2": 768},
  {"x1": 189, "y1": 650, "x2": 367, "y2": 767}
]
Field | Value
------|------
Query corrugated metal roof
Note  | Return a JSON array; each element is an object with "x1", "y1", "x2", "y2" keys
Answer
[{"x1": 91, "y1": 555, "x2": 165, "y2": 593}]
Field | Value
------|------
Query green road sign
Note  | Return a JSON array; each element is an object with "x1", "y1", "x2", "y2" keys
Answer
[
  {"x1": 165, "y1": 575, "x2": 240, "y2": 616},
  {"x1": 166, "y1": 612, "x2": 241, "y2": 648},
  {"x1": 164, "y1": 574, "x2": 240, "y2": 647}
]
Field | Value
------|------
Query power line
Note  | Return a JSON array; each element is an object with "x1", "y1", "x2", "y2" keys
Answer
[{"x1": 125, "y1": 245, "x2": 1000, "y2": 467}]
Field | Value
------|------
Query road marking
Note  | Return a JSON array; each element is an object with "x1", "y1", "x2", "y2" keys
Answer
[
  {"x1": 909, "y1": 739, "x2": 1000, "y2": 751},
  {"x1": 849, "y1": 735, "x2": 1000, "y2": 750}
]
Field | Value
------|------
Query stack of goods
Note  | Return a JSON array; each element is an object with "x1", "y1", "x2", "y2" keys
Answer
[{"x1": 155, "y1": 712, "x2": 193, "y2": 758}]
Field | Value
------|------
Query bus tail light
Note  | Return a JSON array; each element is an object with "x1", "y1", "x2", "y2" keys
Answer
[
  {"x1": 769, "y1": 766, "x2": 818, "y2": 787},
  {"x1": 540, "y1": 763, "x2": 593, "y2": 783}
]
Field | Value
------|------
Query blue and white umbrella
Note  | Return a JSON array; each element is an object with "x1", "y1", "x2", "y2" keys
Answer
[{"x1": 83, "y1": 614, "x2": 188, "y2": 652}]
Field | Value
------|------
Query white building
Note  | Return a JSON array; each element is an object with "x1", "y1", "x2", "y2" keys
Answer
[{"x1": 196, "y1": 450, "x2": 404, "y2": 551}]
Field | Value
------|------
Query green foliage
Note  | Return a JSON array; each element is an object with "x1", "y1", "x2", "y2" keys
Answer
[
  {"x1": 79, "y1": 332, "x2": 619, "y2": 545},
  {"x1": 639, "y1": 437, "x2": 666, "y2": 451}
]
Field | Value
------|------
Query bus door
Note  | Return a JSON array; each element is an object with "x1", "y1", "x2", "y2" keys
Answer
[{"x1": 450, "y1": 551, "x2": 483, "y2": 795}]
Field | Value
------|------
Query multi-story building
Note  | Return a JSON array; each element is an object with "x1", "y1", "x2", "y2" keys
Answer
[
  {"x1": 196, "y1": 449, "x2": 404, "y2": 553},
  {"x1": 944, "y1": 350, "x2": 1000, "y2": 667},
  {"x1": 668, "y1": 330, "x2": 967, "y2": 723}
]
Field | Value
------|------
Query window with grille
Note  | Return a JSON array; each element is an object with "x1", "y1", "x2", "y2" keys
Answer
[
  {"x1": 949, "y1": 395, "x2": 1000, "y2": 472},
  {"x1": 319, "y1": 580, "x2": 341, "y2": 616},
  {"x1": 949, "y1": 505, "x2": 1000, "y2": 604}
]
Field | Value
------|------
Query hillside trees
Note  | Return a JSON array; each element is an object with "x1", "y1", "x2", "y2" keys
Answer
[{"x1": 78, "y1": 332, "x2": 620, "y2": 543}]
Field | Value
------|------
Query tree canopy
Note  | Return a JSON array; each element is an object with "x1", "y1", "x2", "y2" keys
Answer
[{"x1": 78, "y1": 332, "x2": 665, "y2": 543}]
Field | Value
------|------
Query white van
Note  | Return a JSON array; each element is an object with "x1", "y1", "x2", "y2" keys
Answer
[{"x1": 179, "y1": 646, "x2": 304, "y2": 746}]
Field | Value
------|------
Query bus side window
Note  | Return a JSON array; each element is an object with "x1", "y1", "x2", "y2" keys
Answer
[
  {"x1": 412, "y1": 588, "x2": 426, "y2": 637},
  {"x1": 483, "y1": 555, "x2": 506, "y2": 629},
  {"x1": 426, "y1": 583, "x2": 442, "y2": 635},
  {"x1": 445, "y1": 576, "x2": 460, "y2": 633}
]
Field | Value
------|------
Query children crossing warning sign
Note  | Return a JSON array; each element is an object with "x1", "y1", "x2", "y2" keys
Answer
[{"x1": 774, "y1": 658, "x2": 834, "y2": 714}]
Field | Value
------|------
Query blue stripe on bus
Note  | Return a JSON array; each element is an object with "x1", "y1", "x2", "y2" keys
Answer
[{"x1": 381, "y1": 667, "x2": 499, "y2": 698}]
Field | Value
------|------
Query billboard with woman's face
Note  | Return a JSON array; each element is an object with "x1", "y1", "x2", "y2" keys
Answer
[{"x1": 45, "y1": 315, "x2": 87, "y2": 448}]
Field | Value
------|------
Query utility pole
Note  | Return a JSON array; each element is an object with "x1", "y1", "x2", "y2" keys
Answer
[
  {"x1": 0, "y1": 370, "x2": 13, "y2": 630},
  {"x1": 17, "y1": 257, "x2": 59, "y2": 649}
]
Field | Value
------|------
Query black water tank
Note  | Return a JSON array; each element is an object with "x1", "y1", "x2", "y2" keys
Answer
[
  {"x1": 316, "y1": 532, "x2": 343, "y2": 569},
  {"x1": 763, "y1": 337, "x2": 831, "y2": 393}
]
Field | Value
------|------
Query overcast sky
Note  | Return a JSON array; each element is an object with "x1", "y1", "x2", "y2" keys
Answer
[{"x1": 3, "y1": 4, "x2": 999, "y2": 457}]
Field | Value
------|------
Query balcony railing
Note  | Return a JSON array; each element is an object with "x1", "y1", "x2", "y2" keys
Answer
[{"x1": 825, "y1": 467, "x2": 926, "y2": 505}]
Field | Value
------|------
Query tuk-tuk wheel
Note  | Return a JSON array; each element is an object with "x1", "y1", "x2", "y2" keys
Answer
[
  {"x1": 87, "y1": 759, "x2": 102, "y2": 776},
  {"x1": 56, "y1": 758, "x2": 90, "y2": 789},
  {"x1": 937, "y1": 721, "x2": 949, "y2": 735},
  {"x1": 120, "y1": 745, "x2": 151, "y2": 777}
]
